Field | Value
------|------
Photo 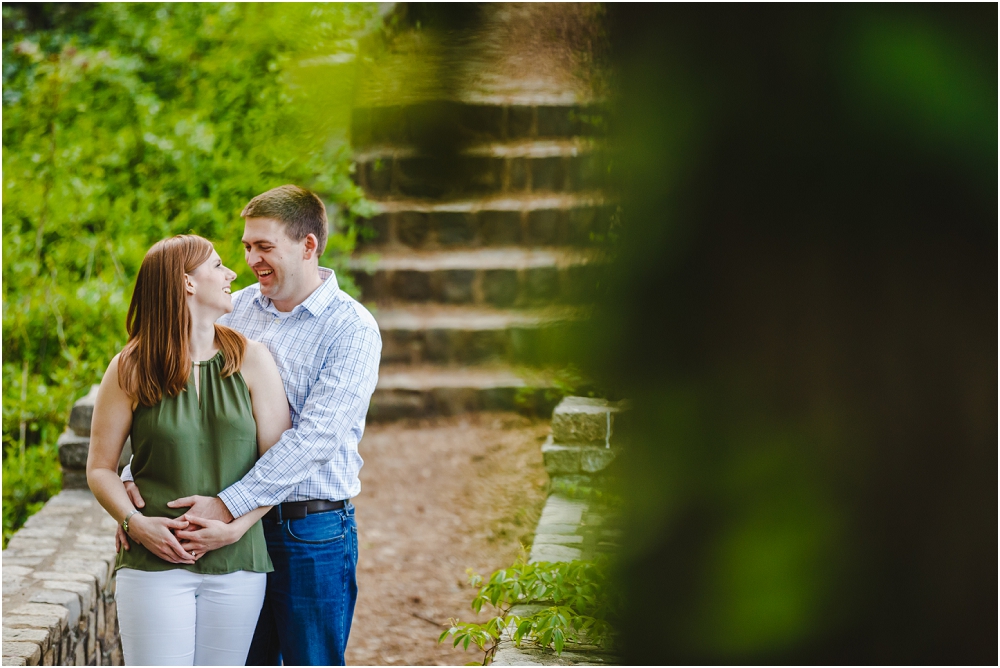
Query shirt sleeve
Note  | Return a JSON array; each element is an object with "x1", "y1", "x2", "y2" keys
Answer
[
  {"x1": 218, "y1": 322, "x2": 382, "y2": 518},
  {"x1": 120, "y1": 458, "x2": 134, "y2": 482}
]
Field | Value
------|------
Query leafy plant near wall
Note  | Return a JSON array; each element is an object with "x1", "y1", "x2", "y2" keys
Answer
[
  {"x1": 2, "y1": 3, "x2": 382, "y2": 545},
  {"x1": 440, "y1": 557, "x2": 620, "y2": 665}
]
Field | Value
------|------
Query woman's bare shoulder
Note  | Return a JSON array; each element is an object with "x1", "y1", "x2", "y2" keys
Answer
[{"x1": 241, "y1": 340, "x2": 277, "y2": 375}]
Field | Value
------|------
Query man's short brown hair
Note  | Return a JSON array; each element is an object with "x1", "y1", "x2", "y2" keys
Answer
[{"x1": 241, "y1": 184, "x2": 328, "y2": 256}]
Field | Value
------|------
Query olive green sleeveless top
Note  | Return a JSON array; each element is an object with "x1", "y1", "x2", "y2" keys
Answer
[{"x1": 115, "y1": 351, "x2": 272, "y2": 575}]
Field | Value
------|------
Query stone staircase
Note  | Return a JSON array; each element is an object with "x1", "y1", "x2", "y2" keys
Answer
[
  {"x1": 347, "y1": 4, "x2": 610, "y2": 420},
  {"x1": 350, "y1": 99, "x2": 610, "y2": 420}
]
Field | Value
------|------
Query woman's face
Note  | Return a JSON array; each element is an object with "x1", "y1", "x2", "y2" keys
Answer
[{"x1": 186, "y1": 249, "x2": 238, "y2": 316}]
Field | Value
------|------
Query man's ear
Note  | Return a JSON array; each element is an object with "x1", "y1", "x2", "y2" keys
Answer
[{"x1": 302, "y1": 233, "x2": 320, "y2": 260}]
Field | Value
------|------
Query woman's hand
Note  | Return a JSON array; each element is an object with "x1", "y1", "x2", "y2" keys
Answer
[
  {"x1": 126, "y1": 514, "x2": 197, "y2": 564},
  {"x1": 174, "y1": 514, "x2": 242, "y2": 555}
]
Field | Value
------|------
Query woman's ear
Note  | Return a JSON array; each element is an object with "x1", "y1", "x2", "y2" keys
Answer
[{"x1": 184, "y1": 274, "x2": 196, "y2": 295}]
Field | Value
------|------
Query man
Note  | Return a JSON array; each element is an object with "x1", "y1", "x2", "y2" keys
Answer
[{"x1": 119, "y1": 184, "x2": 382, "y2": 665}]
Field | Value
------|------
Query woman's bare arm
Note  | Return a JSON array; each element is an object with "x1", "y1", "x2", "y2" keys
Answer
[
  {"x1": 87, "y1": 354, "x2": 195, "y2": 564},
  {"x1": 243, "y1": 339, "x2": 292, "y2": 457}
]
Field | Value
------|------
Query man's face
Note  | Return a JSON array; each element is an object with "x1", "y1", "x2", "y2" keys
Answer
[{"x1": 241, "y1": 217, "x2": 308, "y2": 305}]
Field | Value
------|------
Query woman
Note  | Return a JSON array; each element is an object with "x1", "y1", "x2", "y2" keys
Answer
[{"x1": 87, "y1": 235, "x2": 290, "y2": 666}]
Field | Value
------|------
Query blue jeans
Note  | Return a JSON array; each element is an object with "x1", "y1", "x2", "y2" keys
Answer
[{"x1": 246, "y1": 503, "x2": 358, "y2": 666}]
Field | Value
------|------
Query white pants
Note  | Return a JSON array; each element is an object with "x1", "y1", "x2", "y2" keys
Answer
[{"x1": 115, "y1": 568, "x2": 266, "y2": 666}]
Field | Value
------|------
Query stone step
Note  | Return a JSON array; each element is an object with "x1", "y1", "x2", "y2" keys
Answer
[
  {"x1": 373, "y1": 304, "x2": 586, "y2": 365},
  {"x1": 351, "y1": 101, "x2": 607, "y2": 148},
  {"x1": 354, "y1": 139, "x2": 607, "y2": 199},
  {"x1": 350, "y1": 247, "x2": 603, "y2": 306},
  {"x1": 358, "y1": 192, "x2": 615, "y2": 250},
  {"x1": 369, "y1": 364, "x2": 561, "y2": 421}
]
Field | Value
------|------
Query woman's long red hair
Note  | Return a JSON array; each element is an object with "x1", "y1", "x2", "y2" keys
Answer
[{"x1": 118, "y1": 235, "x2": 246, "y2": 407}]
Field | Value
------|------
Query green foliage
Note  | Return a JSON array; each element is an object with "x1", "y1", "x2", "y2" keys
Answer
[
  {"x1": 2, "y1": 441, "x2": 62, "y2": 547},
  {"x1": 439, "y1": 558, "x2": 619, "y2": 664},
  {"x1": 1, "y1": 3, "x2": 381, "y2": 543}
]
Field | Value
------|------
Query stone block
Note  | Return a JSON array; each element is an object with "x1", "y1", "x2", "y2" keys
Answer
[
  {"x1": 392, "y1": 270, "x2": 431, "y2": 301},
  {"x1": 21, "y1": 514, "x2": 71, "y2": 531},
  {"x1": 3, "y1": 605, "x2": 65, "y2": 635},
  {"x1": 533, "y1": 534, "x2": 583, "y2": 545},
  {"x1": 540, "y1": 440, "x2": 580, "y2": 475},
  {"x1": 40, "y1": 647, "x2": 53, "y2": 666},
  {"x1": 68, "y1": 386, "x2": 98, "y2": 437},
  {"x1": 570, "y1": 151, "x2": 605, "y2": 191},
  {"x1": 42, "y1": 580, "x2": 93, "y2": 613},
  {"x1": 430, "y1": 388, "x2": 480, "y2": 416},
  {"x1": 86, "y1": 610, "x2": 97, "y2": 663},
  {"x1": 28, "y1": 591, "x2": 79, "y2": 629},
  {"x1": 535, "y1": 495, "x2": 586, "y2": 529},
  {"x1": 507, "y1": 158, "x2": 529, "y2": 191},
  {"x1": 368, "y1": 390, "x2": 428, "y2": 421},
  {"x1": 9, "y1": 527, "x2": 66, "y2": 542},
  {"x1": 0, "y1": 558, "x2": 43, "y2": 568},
  {"x1": 524, "y1": 267, "x2": 559, "y2": 302},
  {"x1": 507, "y1": 106, "x2": 534, "y2": 139},
  {"x1": 527, "y1": 210, "x2": 561, "y2": 245},
  {"x1": 96, "y1": 597, "x2": 105, "y2": 641},
  {"x1": 480, "y1": 211, "x2": 522, "y2": 245},
  {"x1": 529, "y1": 543, "x2": 582, "y2": 564},
  {"x1": 580, "y1": 446, "x2": 617, "y2": 473},
  {"x1": 536, "y1": 106, "x2": 575, "y2": 137},
  {"x1": 551, "y1": 396, "x2": 625, "y2": 446},
  {"x1": 1, "y1": 642, "x2": 39, "y2": 666},
  {"x1": 479, "y1": 387, "x2": 518, "y2": 412},
  {"x1": 59, "y1": 469, "x2": 89, "y2": 491},
  {"x1": 44, "y1": 490, "x2": 96, "y2": 508},
  {"x1": 434, "y1": 212, "x2": 476, "y2": 245},
  {"x1": 72, "y1": 638, "x2": 84, "y2": 666},
  {"x1": 396, "y1": 211, "x2": 430, "y2": 247},
  {"x1": 2, "y1": 567, "x2": 34, "y2": 579},
  {"x1": 565, "y1": 207, "x2": 597, "y2": 245},
  {"x1": 434, "y1": 270, "x2": 474, "y2": 304},
  {"x1": 459, "y1": 104, "x2": 504, "y2": 140},
  {"x1": 397, "y1": 157, "x2": 448, "y2": 198},
  {"x1": 2, "y1": 578, "x2": 26, "y2": 596},
  {"x1": 463, "y1": 157, "x2": 502, "y2": 194},
  {"x1": 531, "y1": 157, "x2": 566, "y2": 191},
  {"x1": 533, "y1": 523, "x2": 579, "y2": 536},
  {"x1": 482, "y1": 270, "x2": 519, "y2": 307},
  {"x1": 1, "y1": 631, "x2": 47, "y2": 654},
  {"x1": 51, "y1": 559, "x2": 111, "y2": 590}
]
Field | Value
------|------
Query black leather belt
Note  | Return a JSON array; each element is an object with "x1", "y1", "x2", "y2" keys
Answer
[{"x1": 265, "y1": 499, "x2": 346, "y2": 520}]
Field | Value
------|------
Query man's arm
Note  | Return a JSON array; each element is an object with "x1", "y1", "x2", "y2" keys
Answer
[{"x1": 218, "y1": 322, "x2": 381, "y2": 518}]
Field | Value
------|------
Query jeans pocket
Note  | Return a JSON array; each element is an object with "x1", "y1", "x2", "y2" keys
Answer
[{"x1": 284, "y1": 512, "x2": 347, "y2": 545}]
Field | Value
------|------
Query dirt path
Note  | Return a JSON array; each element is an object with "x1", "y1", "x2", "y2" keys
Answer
[{"x1": 345, "y1": 413, "x2": 550, "y2": 666}]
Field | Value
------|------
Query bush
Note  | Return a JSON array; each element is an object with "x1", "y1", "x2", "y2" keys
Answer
[{"x1": 2, "y1": 3, "x2": 381, "y2": 545}]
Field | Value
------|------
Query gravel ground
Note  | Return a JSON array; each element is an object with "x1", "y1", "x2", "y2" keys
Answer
[{"x1": 345, "y1": 413, "x2": 550, "y2": 666}]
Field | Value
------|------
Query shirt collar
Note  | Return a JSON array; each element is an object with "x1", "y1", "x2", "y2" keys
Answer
[{"x1": 254, "y1": 267, "x2": 339, "y2": 317}]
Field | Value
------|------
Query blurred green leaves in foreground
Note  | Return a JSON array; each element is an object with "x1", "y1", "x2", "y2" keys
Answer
[
  {"x1": 2, "y1": 3, "x2": 381, "y2": 544},
  {"x1": 593, "y1": 4, "x2": 995, "y2": 664}
]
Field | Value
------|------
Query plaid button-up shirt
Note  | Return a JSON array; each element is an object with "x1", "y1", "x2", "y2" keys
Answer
[
  {"x1": 216, "y1": 267, "x2": 382, "y2": 518},
  {"x1": 125, "y1": 267, "x2": 382, "y2": 518}
]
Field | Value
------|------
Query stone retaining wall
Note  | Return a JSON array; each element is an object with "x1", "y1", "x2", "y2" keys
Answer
[
  {"x1": 492, "y1": 396, "x2": 623, "y2": 667},
  {"x1": 3, "y1": 388, "x2": 122, "y2": 666}
]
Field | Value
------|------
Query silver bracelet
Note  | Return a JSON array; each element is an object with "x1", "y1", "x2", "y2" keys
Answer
[{"x1": 122, "y1": 508, "x2": 142, "y2": 534}]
